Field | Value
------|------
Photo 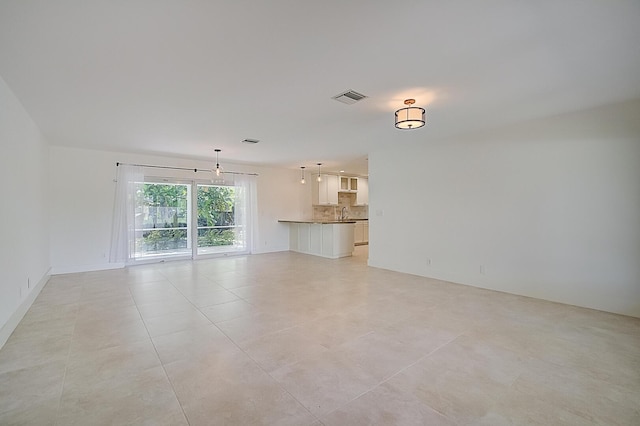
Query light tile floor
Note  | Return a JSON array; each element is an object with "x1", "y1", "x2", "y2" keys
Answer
[{"x1": 1, "y1": 246, "x2": 639, "y2": 425}]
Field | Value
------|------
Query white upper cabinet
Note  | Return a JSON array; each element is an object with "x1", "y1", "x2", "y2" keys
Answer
[
  {"x1": 312, "y1": 175, "x2": 367, "y2": 205},
  {"x1": 356, "y1": 177, "x2": 368, "y2": 205},
  {"x1": 312, "y1": 174, "x2": 339, "y2": 205},
  {"x1": 339, "y1": 176, "x2": 358, "y2": 192}
]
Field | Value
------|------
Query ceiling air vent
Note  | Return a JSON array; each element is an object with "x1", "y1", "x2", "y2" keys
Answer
[
  {"x1": 332, "y1": 90, "x2": 368, "y2": 105},
  {"x1": 242, "y1": 138, "x2": 260, "y2": 144}
]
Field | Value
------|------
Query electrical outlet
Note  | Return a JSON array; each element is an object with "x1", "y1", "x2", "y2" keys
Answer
[{"x1": 480, "y1": 265, "x2": 486, "y2": 274}]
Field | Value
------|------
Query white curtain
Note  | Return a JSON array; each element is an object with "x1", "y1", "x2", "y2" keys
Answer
[
  {"x1": 233, "y1": 174, "x2": 258, "y2": 254},
  {"x1": 109, "y1": 165, "x2": 144, "y2": 263}
]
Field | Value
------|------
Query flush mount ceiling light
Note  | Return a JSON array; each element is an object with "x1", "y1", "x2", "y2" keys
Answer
[
  {"x1": 300, "y1": 166, "x2": 306, "y2": 184},
  {"x1": 395, "y1": 99, "x2": 425, "y2": 129},
  {"x1": 317, "y1": 163, "x2": 322, "y2": 182},
  {"x1": 214, "y1": 149, "x2": 222, "y2": 176}
]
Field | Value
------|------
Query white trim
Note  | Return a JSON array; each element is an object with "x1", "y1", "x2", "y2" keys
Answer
[
  {"x1": 0, "y1": 268, "x2": 51, "y2": 349},
  {"x1": 51, "y1": 262, "x2": 125, "y2": 275},
  {"x1": 252, "y1": 247, "x2": 290, "y2": 255}
]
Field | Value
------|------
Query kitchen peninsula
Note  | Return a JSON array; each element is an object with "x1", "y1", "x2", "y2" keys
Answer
[{"x1": 278, "y1": 220, "x2": 355, "y2": 259}]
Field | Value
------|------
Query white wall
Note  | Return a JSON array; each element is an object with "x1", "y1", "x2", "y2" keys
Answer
[
  {"x1": 369, "y1": 98, "x2": 640, "y2": 317},
  {"x1": 49, "y1": 146, "x2": 309, "y2": 273},
  {"x1": 0, "y1": 75, "x2": 50, "y2": 344}
]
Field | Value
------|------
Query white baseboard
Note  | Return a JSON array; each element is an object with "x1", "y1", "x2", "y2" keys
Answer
[
  {"x1": 0, "y1": 268, "x2": 51, "y2": 349},
  {"x1": 51, "y1": 262, "x2": 125, "y2": 275},
  {"x1": 252, "y1": 247, "x2": 290, "y2": 255}
]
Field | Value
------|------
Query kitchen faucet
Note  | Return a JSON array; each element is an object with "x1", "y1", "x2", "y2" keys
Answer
[{"x1": 340, "y1": 206, "x2": 348, "y2": 221}]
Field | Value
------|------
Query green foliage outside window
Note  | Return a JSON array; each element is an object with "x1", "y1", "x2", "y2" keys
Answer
[
  {"x1": 197, "y1": 185, "x2": 236, "y2": 247},
  {"x1": 136, "y1": 183, "x2": 189, "y2": 252},
  {"x1": 135, "y1": 183, "x2": 238, "y2": 253}
]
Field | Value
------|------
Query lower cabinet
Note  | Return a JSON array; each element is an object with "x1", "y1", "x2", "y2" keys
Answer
[
  {"x1": 287, "y1": 222, "x2": 354, "y2": 258},
  {"x1": 363, "y1": 221, "x2": 369, "y2": 243},
  {"x1": 354, "y1": 220, "x2": 369, "y2": 245}
]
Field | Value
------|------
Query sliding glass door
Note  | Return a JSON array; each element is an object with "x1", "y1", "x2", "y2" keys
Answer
[
  {"x1": 129, "y1": 178, "x2": 251, "y2": 261},
  {"x1": 134, "y1": 182, "x2": 192, "y2": 259},
  {"x1": 196, "y1": 184, "x2": 245, "y2": 255}
]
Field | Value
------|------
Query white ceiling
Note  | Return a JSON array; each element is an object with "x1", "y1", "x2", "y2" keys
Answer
[{"x1": 2, "y1": 1, "x2": 640, "y2": 175}]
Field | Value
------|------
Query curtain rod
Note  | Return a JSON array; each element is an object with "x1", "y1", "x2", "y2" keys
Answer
[{"x1": 116, "y1": 162, "x2": 258, "y2": 176}]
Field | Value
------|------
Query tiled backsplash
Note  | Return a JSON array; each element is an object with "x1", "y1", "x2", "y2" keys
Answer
[{"x1": 313, "y1": 192, "x2": 368, "y2": 221}]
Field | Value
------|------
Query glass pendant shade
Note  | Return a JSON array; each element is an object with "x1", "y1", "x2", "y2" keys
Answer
[{"x1": 214, "y1": 149, "x2": 222, "y2": 175}]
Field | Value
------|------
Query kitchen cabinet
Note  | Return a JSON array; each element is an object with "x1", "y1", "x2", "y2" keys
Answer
[
  {"x1": 354, "y1": 221, "x2": 364, "y2": 244},
  {"x1": 281, "y1": 220, "x2": 355, "y2": 259},
  {"x1": 356, "y1": 177, "x2": 369, "y2": 205},
  {"x1": 363, "y1": 221, "x2": 369, "y2": 243},
  {"x1": 340, "y1": 176, "x2": 358, "y2": 192},
  {"x1": 312, "y1": 174, "x2": 339, "y2": 205},
  {"x1": 354, "y1": 220, "x2": 369, "y2": 245}
]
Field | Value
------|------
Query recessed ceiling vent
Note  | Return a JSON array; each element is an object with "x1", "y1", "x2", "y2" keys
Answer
[
  {"x1": 332, "y1": 90, "x2": 368, "y2": 105},
  {"x1": 242, "y1": 138, "x2": 260, "y2": 144}
]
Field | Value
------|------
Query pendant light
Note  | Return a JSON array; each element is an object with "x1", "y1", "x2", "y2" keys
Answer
[
  {"x1": 316, "y1": 163, "x2": 322, "y2": 182},
  {"x1": 300, "y1": 166, "x2": 306, "y2": 184},
  {"x1": 395, "y1": 99, "x2": 425, "y2": 129},
  {"x1": 214, "y1": 149, "x2": 222, "y2": 176}
]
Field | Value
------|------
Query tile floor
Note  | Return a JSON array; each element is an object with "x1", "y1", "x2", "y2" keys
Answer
[{"x1": 1, "y1": 246, "x2": 639, "y2": 425}]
